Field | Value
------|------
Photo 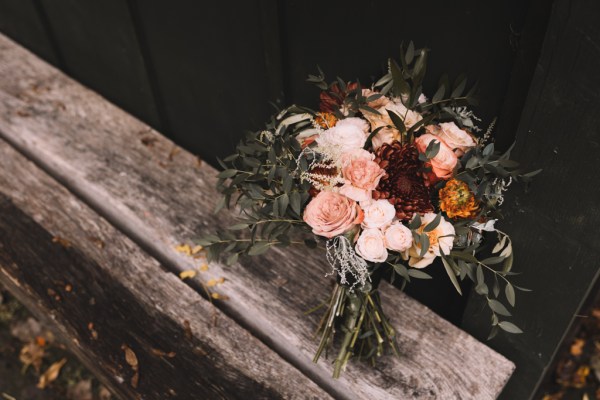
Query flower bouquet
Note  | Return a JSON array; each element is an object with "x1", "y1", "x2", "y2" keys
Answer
[{"x1": 201, "y1": 43, "x2": 539, "y2": 377}]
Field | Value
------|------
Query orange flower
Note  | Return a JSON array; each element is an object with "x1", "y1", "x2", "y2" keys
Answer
[
  {"x1": 314, "y1": 112, "x2": 337, "y2": 129},
  {"x1": 439, "y1": 179, "x2": 479, "y2": 219}
]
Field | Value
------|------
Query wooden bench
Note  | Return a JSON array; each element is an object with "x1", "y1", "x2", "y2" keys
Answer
[{"x1": 0, "y1": 33, "x2": 514, "y2": 399}]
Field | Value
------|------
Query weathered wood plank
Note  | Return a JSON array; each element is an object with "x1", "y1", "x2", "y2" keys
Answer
[
  {"x1": 0, "y1": 139, "x2": 330, "y2": 399},
  {"x1": 0, "y1": 33, "x2": 514, "y2": 399},
  {"x1": 462, "y1": 0, "x2": 600, "y2": 398}
]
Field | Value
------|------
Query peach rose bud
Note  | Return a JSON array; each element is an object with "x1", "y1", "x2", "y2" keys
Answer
[
  {"x1": 415, "y1": 133, "x2": 458, "y2": 181},
  {"x1": 355, "y1": 228, "x2": 389, "y2": 263}
]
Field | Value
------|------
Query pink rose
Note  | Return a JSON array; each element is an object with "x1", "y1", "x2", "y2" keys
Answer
[
  {"x1": 339, "y1": 150, "x2": 385, "y2": 202},
  {"x1": 361, "y1": 199, "x2": 396, "y2": 229},
  {"x1": 384, "y1": 222, "x2": 413, "y2": 252},
  {"x1": 303, "y1": 191, "x2": 363, "y2": 238},
  {"x1": 355, "y1": 228, "x2": 388, "y2": 263},
  {"x1": 426, "y1": 122, "x2": 476, "y2": 156},
  {"x1": 415, "y1": 134, "x2": 458, "y2": 181}
]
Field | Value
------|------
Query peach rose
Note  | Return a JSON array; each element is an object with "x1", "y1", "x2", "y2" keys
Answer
[
  {"x1": 303, "y1": 191, "x2": 363, "y2": 238},
  {"x1": 361, "y1": 199, "x2": 396, "y2": 229},
  {"x1": 339, "y1": 149, "x2": 385, "y2": 202},
  {"x1": 384, "y1": 222, "x2": 413, "y2": 252},
  {"x1": 406, "y1": 213, "x2": 455, "y2": 268},
  {"x1": 355, "y1": 228, "x2": 388, "y2": 263},
  {"x1": 384, "y1": 101, "x2": 422, "y2": 130},
  {"x1": 415, "y1": 134, "x2": 458, "y2": 181},
  {"x1": 426, "y1": 122, "x2": 476, "y2": 156},
  {"x1": 362, "y1": 88, "x2": 390, "y2": 108}
]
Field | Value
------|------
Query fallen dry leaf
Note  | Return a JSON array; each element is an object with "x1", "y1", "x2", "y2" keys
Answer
[
  {"x1": 206, "y1": 278, "x2": 225, "y2": 287},
  {"x1": 571, "y1": 338, "x2": 586, "y2": 357},
  {"x1": 168, "y1": 147, "x2": 180, "y2": 161},
  {"x1": 175, "y1": 244, "x2": 192, "y2": 256},
  {"x1": 19, "y1": 341, "x2": 45, "y2": 373},
  {"x1": 150, "y1": 348, "x2": 176, "y2": 358},
  {"x1": 179, "y1": 270, "x2": 197, "y2": 280},
  {"x1": 211, "y1": 293, "x2": 229, "y2": 300},
  {"x1": 37, "y1": 358, "x2": 67, "y2": 389},
  {"x1": 122, "y1": 345, "x2": 139, "y2": 370},
  {"x1": 52, "y1": 236, "x2": 72, "y2": 248},
  {"x1": 200, "y1": 264, "x2": 209, "y2": 272},
  {"x1": 191, "y1": 245, "x2": 203, "y2": 255}
]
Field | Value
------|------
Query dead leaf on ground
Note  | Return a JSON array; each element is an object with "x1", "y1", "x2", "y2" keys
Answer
[
  {"x1": 141, "y1": 136, "x2": 158, "y2": 147},
  {"x1": 571, "y1": 338, "x2": 586, "y2": 357},
  {"x1": 211, "y1": 293, "x2": 229, "y2": 301},
  {"x1": 122, "y1": 345, "x2": 139, "y2": 370},
  {"x1": 179, "y1": 270, "x2": 197, "y2": 280},
  {"x1": 175, "y1": 244, "x2": 192, "y2": 256},
  {"x1": 19, "y1": 341, "x2": 45, "y2": 373},
  {"x1": 206, "y1": 278, "x2": 225, "y2": 287},
  {"x1": 52, "y1": 236, "x2": 72, "y2": 248},
  {"x1": 168, "y1": 147, "x2": 180, "y2": 161},
  {"x1": 200, "y1": 264, "x2": 209, "y2": 272},
  {"x1": 37, "y1": 357, "x2": 67, "y2": 389}
]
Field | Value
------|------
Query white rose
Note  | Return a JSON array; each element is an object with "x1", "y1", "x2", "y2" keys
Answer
[
  {"x1": 316, "y1": 124, "x2": 366, "y2": 155},
  {"x1": 355, "y1": 228, "x2": 388, "y2": 263},
  {"x1": 427, "y1": 122, "x2": 476, "y2": 156},
  {"x1": 362, "y1": 199, "x2": 396, "y2": 229},
  {"x1": 384, "y1": 222, "x2": 413, "y2": 252},
  {"x1": 384, "y1": 101, "x2": 423, "y2": 130},
  {"x1": 406, "y1": 213, "x2": 455, "y2": 268},
  {"x1": 336, "y1": 117, "x2": 370, "y2": 134}
]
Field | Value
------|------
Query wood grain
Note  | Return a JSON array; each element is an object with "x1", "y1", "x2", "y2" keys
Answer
[
  {"x1": 0, "y1": 138, "x2": 330, "y2": 399},
  {"x1": 0, "y1": 33, "x2": 514, "y2": 399}
]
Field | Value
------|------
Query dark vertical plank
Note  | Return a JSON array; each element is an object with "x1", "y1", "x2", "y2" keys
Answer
[
  {"x1": 462, "y1": 1, "x2": 600, "y2": 398},
  {"x1": 132, "y1": 0, "x2": 277, "y2": 162},
  {"x1": 36, "y1": 0, "x2": 162, "y2": 129},
  {"x1": 0, "y1": 0, "x2": 58, "y2": 65},
  {"x1": 279, "y1": 0, "x2": 531, "y2": 132}
]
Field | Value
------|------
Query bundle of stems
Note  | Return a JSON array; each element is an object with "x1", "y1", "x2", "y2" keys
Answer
[{"x1": 313, "y1": 282, "x2": 399, "y2": 378}]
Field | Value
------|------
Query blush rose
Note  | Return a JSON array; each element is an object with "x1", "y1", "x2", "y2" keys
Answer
[
  {"x1": 415, "y1": 134, "x2": 458, "y2": 181},
  {"x1": 426, "y1": 122, "x2": 476, "y2": 156},
  {"x1": 339, "y1": 149, "x2": 386, "y2": 202},
  {"x1": 355, "y1": 228, "x2": 388, "y2": 263},
  {"x1": 303, "y1": 191, "x2": 363, "y2": 238}
]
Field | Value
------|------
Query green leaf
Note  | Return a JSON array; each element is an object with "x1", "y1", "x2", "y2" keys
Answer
[
  {"x1": 226, "y1": 253, "x2": 239, "y2": 265},
  {"x1": 487, "y1": 325, "x2": 499, "y2": 340},
  {"x1": 228, "y1": 223, "x2": 250, "y2": 230},
  {"x1": 441, "y1": 256, "x2": 463, "y2": 295},
  {"x1": 408, "y1": 269, "x2": 432, "y2": 279},
  {"x1": 505, "y1": 282, "x2": 516, "y2": 306},
  {"x1": 408, "y1": 213, "x2": 421, "y2": 230},
  {"x1": 476, "y1": 264, "x2": 484, "y2": 285},
  {"x1": 290, "y1": 191, "x2": 301, "y2": 215},
  {"x1": 424, "y1": 139, "x2": 441, "y2": 159},
  {"x1": 483, "y1": 143, "x2": 495, "y2": 157},
  {"x1": 522, "y1": 168, "x2": 543, "y2": 178},
  {"x1": 498, "y1": 321, "x2": 523, "y2": 334},
  {"x1": 391, "y1": 263, "x2": 410, "y2": 280},
  {"x1": 419, "y1": 233, "x2": 430, "y2": 257},
  {"x1": 214, "y1": 196, "x2": 227, "y2": 214},
  {"x1": 388, "y1": 110, "x2": 407, "y2": 133},
  {"x1": 481, "y1": 256, "x2": 505, "y2": 265},
  {"x1": 248, "y1": 242, "x2": 271, "y2": 256},
  {"x1": 432, "y1": 84, "x2": 445, "y2": 103},
  {"x1": 390, "y1": 58, "x2": 411, "y2": 98},
  {"x1": 423, "y1": 213, "x2": 441, "y2": 232},
  {"x1": 278, "y1": 194, "x2": 289, "y2": 215},
  {"x1": 451, "y1": 74, "x2": 467, "y2": 98},
  {"x1": 488, "y1": 299, "x2": 511, "y2": 316},
  {"x1": 405, "y1": 41, "x2": 415, "y2": 64},
  {"x1": 218, "y1": 169, "x2": 238, "y2": 179}
]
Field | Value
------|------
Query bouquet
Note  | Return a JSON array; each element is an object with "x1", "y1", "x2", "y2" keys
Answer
[{"x1": 202, "y1": 43, "x2": 539, "y2": 377}]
